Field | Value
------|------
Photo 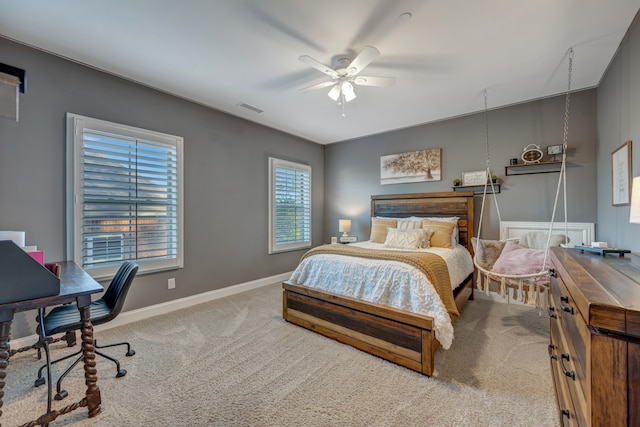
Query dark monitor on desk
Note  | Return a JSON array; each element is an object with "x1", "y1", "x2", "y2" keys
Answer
[{"x1": 0, "y1": 240, "x2": 60, "y2": 304}]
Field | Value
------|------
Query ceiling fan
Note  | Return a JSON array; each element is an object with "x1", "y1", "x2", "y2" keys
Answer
[{"x1": 299, "y1": 46, "x2": 395, "y2": 113}]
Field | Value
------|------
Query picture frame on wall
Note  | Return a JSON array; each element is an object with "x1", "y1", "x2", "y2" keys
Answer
[
  {"x1": 380, "y1": 148, "x2": 442, "y2": 185},
  {"x1": 612, "y1": 140, "x2": 632, "y2": 206},
  {"x1": 461, "y1": 170, "x2": 487, "y2": 186}
]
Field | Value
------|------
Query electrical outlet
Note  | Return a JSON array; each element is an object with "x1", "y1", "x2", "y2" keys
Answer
[{"x1": 168, "y1": 278, "x2": 176, "y2": 289}]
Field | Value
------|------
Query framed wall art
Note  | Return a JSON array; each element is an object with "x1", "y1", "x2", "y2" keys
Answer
[
  {"x1": 612, "y1": 140, "x2": 632, "y2": 206},
  {"x1": 461, "y1": 170, "x2": 487, "y2": 186},
  {"x1": 380, "y1": 148, "x2": 441, "y2": 185}
]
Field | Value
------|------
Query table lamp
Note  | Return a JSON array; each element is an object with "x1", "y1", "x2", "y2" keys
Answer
[{"x1": 339, "y1": 219, "x2": 352, "y2": 237}]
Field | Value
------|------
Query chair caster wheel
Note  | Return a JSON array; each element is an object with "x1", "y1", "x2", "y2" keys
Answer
[
  {"x1": 126, "y1": 349, "x2": 135, "y2": 357},
  {"x1": 55, "y1": 390, "x2": 68, "y2": 401},
  {"x1": 116, "y1": 369, "x2": 127, "y2": 378},
  {"x1": 35, "y1": 377, "x2": 45, "y2": 387}
]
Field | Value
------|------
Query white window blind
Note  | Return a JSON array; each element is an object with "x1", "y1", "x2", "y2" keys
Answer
[
  {"x1": 67, "y1": 114, "x2": 183, "y2": 278},
  {"x1": 269, "y1": 157, "x2": 312, "y2": 254}
]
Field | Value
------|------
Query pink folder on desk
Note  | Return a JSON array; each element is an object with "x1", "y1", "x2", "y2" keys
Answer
[{"x1": 28, "y1": 251, "x2": 44, "y2": 265}]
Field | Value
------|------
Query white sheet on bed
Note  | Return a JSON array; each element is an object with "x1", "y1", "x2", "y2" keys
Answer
[{"x1": 288, "y1": 242, "x2": 474, "y2": 350}]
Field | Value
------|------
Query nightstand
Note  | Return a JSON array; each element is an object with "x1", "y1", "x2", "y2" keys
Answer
[{"x1": 339, "y1": 236, "x2": 358, "y2": 244}]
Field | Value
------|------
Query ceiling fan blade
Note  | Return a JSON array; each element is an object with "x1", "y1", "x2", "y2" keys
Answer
[
  {"x1": 300, "y1": 80, "x2": 337, "y2": 92},
  {"x1": 298, "y1": 55, "x2": 339, "y2": 79},
  {"x1": 352, "y1": 76, "x2": 396, "y2": 87},
  {"x1": 346, "y1": 46, "x2": 380, "y2": 76}
]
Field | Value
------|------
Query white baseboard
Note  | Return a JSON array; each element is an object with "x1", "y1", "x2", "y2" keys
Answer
[{"x1": 10, "y1": 271, "x2": 293, "y2": 350}]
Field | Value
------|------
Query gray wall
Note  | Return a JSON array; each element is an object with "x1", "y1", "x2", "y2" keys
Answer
[
  {"x1": 324, "y1": 90, "x2": 598, "y2": 243},
  {"x1": 597, "y1": 12, "x2": 640, "y2": 252},
  {"x1": 0, "y1": 38, "x2": 324, "y2": 338}
]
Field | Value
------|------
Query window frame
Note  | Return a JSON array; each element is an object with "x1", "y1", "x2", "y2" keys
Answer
[
  {"x1": 268, "y1": 157, "x2": 312, "y2": 254},
  {"x1": 66, "y1": 113, "x2": 184, "y2": 280}
]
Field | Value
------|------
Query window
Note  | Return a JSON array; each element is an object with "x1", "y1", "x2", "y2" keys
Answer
[
  {"x1": 86, "y1": 234, "x2": 124, "y2": 264},
  {"x1": 268, "y1": 157, "x2": 312, "y2": 254},
  {"x1": 67, "y1": 113, "x2": 183, "y2": 279}
]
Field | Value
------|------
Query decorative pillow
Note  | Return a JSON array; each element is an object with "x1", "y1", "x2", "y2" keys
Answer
[
  {"x1": 492, "y1": 241, "x2": 552, "y2": 275},
  {"x1": 383, "y1": 228, "x2": 427, "y2": 249},
  {"x1": 518, "y1": 232, "x2": 569, "y2": 249},
  {"x1": 421, "y1": 219, "x2": 456, "y2": 248},
  {"x1": 421, "y1": 216, "x2": 460, "y2": 245},
  {"x1": 397, "y1": 219, "x2": 423, "y2": 230},
  {"x1": 420, "y1": 228, "x2": 434, "y2": 248},
  {"x1": 370, "y1": 218, "x2": 398, "y2": 243},
  {"x1": 471, "y1": 238, "x2": 506, "y2": 270}
]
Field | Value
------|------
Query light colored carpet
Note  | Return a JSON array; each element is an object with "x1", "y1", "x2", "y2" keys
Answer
[{"x1": 4, "y1": 284, "x2": 558, "y2": 426}]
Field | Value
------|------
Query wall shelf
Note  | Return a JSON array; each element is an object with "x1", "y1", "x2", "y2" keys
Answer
[
  {"x1": 505, "y1": 161, "x2": 562, "y2": 176},
  {"x1": 452, "y1": 184, "x2": 500, "y2": 195}
]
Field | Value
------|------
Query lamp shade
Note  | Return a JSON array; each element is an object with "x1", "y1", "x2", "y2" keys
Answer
[
  {"x1": 341, "y1": 82, "x2": 356, "y2": 102},
  {"x1": 339, "y1": 219, "x2": 352, "y2": 235},
  {"x1": 327, "y1": 84, "x2": 341, "y2": 101},
  {"x1": 630, "y1": 176, "x2": 640, "y2": 223}
]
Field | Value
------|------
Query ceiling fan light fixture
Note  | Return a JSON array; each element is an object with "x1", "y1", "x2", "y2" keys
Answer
[
  {"x1": 299, "y1": 45, "x2": 390, "y2": 110},
  {"x1": 342, "y1": 81, "x2": 356, "y2": 102},
  {"x1": 327, "y1": 84, "x2": 341, "y2": 101}
]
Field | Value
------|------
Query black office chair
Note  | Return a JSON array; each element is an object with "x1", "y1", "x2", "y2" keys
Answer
[{"x1": 35, "y1": 261, "x2": 138, "y2": 400}]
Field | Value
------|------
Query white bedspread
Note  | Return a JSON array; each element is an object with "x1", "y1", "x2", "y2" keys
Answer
[{"x1": 288, "y1": 242, "x2": 474, "y2": 349}]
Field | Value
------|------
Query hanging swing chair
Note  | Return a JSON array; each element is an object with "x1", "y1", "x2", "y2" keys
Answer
[{"x1": 473, "y1": 48, "x2": 574, "y2": 309}]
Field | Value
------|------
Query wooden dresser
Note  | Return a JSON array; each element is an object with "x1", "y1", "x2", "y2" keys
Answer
[{"x1": 548, "y1": 247, "x2": 640, "y2": 426}]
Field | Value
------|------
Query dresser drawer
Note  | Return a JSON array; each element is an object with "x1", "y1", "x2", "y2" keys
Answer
[
  {"x1": 549, "y1": 275, "x2": 589, "y2": 426},
  {"x1": 549, "y1": 319, "x2": 579, "y2": 426},
  {"x1": 550, "y1": 276, "x2": 589, "y2": 380},
  {"x1": 549, "y1": 248, "x2": 637, "y2": 426}
]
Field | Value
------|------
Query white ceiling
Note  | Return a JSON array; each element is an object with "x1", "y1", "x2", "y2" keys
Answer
[{"x1": 1, "y1": 1, "x2": 639, "y2": 144}]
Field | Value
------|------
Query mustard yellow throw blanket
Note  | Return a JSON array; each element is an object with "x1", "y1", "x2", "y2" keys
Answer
[{"x1": 302, "y1": 244, "x2": 459, "y2": 319}]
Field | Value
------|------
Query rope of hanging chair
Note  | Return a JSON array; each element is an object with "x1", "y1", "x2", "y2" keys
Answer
[
  {"x1": 473, "y1": 48, "x2": 573, "y2": 280},
  {"x1": 474, "y1": 263, "x2": 550, "y2": 280}
]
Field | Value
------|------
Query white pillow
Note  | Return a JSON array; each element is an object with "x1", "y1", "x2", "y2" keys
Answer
[{"x1": 383, "y1": 228, "x2": 429, "y2": 249}]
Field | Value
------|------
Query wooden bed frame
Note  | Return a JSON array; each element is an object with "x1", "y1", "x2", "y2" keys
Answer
[{"x1": 282, "y1": 192, "x2": 475, "y2": 376}]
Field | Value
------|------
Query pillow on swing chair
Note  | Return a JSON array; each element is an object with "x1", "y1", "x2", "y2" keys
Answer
[
  {"x1": 491, "y1": 241, "x2": 553, "y2": 277},
  {"x1": 518, "y1": 231, "x2": 569, "y2": 249},
  {"x1": 471, "y1": 237, "x2": 506, "y2": 270}
]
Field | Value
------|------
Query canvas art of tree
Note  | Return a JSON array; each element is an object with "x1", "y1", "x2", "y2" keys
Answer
[{"x1": 380, "y1": 149, "x2": 441, "y2": 184}]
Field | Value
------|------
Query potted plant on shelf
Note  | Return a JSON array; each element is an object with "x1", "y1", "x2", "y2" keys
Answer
[
  {"x1": 453, "y1": 178, "x2": 461, "y2": 187},
  {"x1": 490, "y1": 175, "x2": 498, "y2": 183}
]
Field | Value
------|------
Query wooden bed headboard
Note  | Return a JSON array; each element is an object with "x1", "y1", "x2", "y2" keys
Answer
[{"x1": 370, "y1": 192, "x2": 475, "y2": 254}]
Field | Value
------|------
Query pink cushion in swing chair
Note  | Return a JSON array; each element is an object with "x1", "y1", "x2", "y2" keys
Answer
[{"x1": 491, "y1": 241, "x2": 554, "y2": 284}]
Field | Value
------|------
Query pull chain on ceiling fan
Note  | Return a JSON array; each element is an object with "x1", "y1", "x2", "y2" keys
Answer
[{"x1": 299, "y1": 46, "x2": 395, "y2": 116}]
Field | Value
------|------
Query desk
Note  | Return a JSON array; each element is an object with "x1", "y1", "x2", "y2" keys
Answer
[{"x1": 0, "y1": 261, "x2": 103, "y2": 426}]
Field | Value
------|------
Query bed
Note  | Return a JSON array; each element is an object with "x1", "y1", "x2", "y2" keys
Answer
[{"x1": 282, "y1": 192, "x2": 475, "y2": 376}]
